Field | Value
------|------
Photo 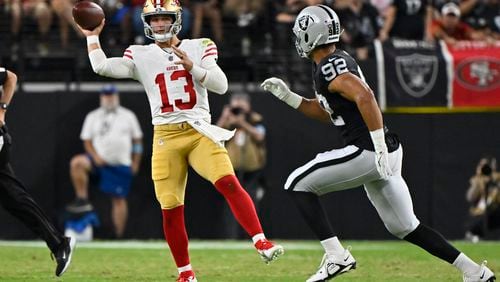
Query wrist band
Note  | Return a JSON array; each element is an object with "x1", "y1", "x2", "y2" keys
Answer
[
  {"x1": 369, "y1": 128, "x2": 386, "y2": 152},
  {"x1": 284, "y1": 92, "x2": 303, "y2": 109},
  {"x1": 87, "y1": 35, "x2": 100, "y2": 46},
  {"x1": 132, "y1": 143, "x2": 143, "y2": 154}
]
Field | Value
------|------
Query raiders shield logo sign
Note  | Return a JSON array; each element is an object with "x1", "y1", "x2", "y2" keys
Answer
[{"x1": 395, "y1": 54, "x2": 438, "y2": 98}]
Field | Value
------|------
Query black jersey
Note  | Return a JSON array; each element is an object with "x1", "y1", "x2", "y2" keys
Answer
[{"x1": 313, "y1": 49, "x2": 399, "y2": 152}]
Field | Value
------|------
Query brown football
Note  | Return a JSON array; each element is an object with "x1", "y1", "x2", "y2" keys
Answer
[{"x1": 72, "y1": 1, "x2": 104, "y2": 30}]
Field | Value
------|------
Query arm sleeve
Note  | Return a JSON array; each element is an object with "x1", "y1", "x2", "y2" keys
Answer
[
  {"x1": 89, "y1": 48, "x2": 136, "y2": 79},
  {"x1": 199, "y1": 64, "x2": 228, "y2": 95}
]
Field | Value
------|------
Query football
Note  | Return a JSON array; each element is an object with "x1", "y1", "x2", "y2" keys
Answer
[{"x1": 72, "y1": 1, "x2": 105, "y2": 30}]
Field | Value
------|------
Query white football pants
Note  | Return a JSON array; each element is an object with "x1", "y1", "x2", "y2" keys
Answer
[{"x1": 284, "y1": 145, "x2": 420, "y2": 238}]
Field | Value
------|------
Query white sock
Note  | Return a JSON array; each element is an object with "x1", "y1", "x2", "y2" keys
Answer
[
  {"x1": 178, "y1": 264, "x2": 192, "y2": 273},
  {"x1": 453, "y1": 253, "x2": 480, "y2": 274},
  {"x1": 321, "y1": 236, "x2": 345, "y2": 256},
  {"x1": 252, "y1": 233, "x2": 266, "y2": 244}
]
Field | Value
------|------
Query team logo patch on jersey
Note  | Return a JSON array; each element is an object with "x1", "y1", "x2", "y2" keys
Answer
[
  {"x1": 395, "y1": 54, "x2": 438, "y2": 98},
  {"x1": 298, "y1": 15, "x2": 314, "y2": 31},
  {"x1": 201, "y1": 39, "x2": 215, "y2": 47},
  {"x1": 456, "y1": 57, "x2": 500, "y2": 91}
]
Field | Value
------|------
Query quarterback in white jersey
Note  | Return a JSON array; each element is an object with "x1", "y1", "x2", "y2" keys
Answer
[
  {"x1": 121, "y1": 38, "x2": 220, "y2": 125},
  {"x1": 76, "y1": 0, "x2": 283, "y2": 281}
]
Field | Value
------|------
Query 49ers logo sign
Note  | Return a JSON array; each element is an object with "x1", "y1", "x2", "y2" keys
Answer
[{"x1": 456, "y1": 57, "x2": 500, "y2": 91}]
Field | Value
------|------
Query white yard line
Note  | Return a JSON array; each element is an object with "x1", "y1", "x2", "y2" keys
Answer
[{"x1": 0, "y1": 240, "x2": 408, "y2": 251}]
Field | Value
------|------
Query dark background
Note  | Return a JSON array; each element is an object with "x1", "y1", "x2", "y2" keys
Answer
[{"x1": 0, "y1": 88, "x2": 498, "y2": 241}]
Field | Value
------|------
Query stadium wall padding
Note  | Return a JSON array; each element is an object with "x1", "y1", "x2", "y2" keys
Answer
[{"x1": 0, "y1": 90, "x2": 498, "y2": 240}]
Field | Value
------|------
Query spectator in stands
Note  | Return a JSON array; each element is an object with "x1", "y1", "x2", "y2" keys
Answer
[
  {"x1": 98, "y1": 0, "x2": 131, "y2": 46},
  {"x1": 216, "y1": 93, "x2": 268, "y2": 238},
  {"x1": 465, "y1": 156, "x2": 500, "y2": 242},
  {"x1": 460, "y1": 0, "x2": 500, "y2": 39},
  {"x1": 378, "y1": 0, "x2": 433, "y2": 41},
  {"x1": 10, "y1": 0, "x2": 53, "y2": 55},
  {"x1": 65, "y1": 85, "x2": 143, "y2": 239},
  {"x1": 272, "y1": 0, "x2": 310, "y2": 88},
  {"x1": 429, "y1": 2, "x2": 480, "y2": 44},
  {"x1": 370, "y1": 0, "x2": 392, "y2": 17},
  {"x1": 222, "y1": 0, "x2": 269, "y2": 57},
  {"x1": 337, "y1": 0, "x2": 382, "y2": 60},
  {"x1": 223, "y1": 0, "x2": 263, "y2": 26},
  {"x1": 178, "y1": 0, "x2": 192, "y2": 39},
  {"x1": 191, "y1": 0, "x2": 223, "y2": 43},
  {"x1": 51, "y1": 0, "x2": 84, "y2": 48}
]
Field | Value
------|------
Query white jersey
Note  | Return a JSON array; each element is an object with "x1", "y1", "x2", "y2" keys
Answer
[
  {"x1": 123, "y1": 38, "x2": 219, "y2": 125},
  {"x1": 80, "y1": 106, "x2": 143, "y2": 166}
]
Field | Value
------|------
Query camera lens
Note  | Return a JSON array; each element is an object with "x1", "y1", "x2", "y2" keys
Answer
[
  {"x1": 481, "y1": 164, "x2": 492, "y2": 176},
  {"x1": 231, "y1": 107, "x2": 242, "y2": 115}
]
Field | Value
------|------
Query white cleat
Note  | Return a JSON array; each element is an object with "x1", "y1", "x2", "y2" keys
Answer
[
  {"x1": 306, "y1": 248, "x2": 356, "y2": 282},
  {"x1": 463, "y1": 261, "x2": 496, "y2": 282},
  {"x1": 255, "y1": 239, "x2": 285, "y2": 264}
]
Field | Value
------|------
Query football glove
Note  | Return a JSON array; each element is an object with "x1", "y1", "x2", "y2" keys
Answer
[
  {"x1": 260, "y1": 77, "x2": 302, "y2": 109},
  {"x1": 370, "y1": 128, "x2": 392, "y2": 180}
]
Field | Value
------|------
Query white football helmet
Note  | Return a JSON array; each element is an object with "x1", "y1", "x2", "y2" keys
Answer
[
  {"x1": 293, "y1": 5, "x2": 343, "y2": 58},
  {"x1": 141, "y1": 0, "x2": 182, "y2": 42}
]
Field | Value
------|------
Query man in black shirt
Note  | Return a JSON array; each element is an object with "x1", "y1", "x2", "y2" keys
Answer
[
  {"x1": 261, "y1": 5, "x2": 495, "y2": 282},
  {"x1": 379, "y1": 0, "x2": 433, "y2": 40},
  {"x1": 337, "y1": 0, "x2": 381, "y2": 60},
  {"x1": 0, "y1": 67, "x2": 75, "y2": 277}
]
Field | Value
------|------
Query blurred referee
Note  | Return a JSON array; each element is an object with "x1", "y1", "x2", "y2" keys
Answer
[{"x1": 0, "y1": 67, "x2": 75, "y2": 277}]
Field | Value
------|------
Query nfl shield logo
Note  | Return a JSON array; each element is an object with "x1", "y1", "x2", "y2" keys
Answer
[{"x1": 395, "y1": 54, "x2": 438, "y2": 98}]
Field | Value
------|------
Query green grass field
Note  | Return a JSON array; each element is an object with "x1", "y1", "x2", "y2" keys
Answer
[{"x1": 0, "y1": 240, "x2": 498, "y2": 281}]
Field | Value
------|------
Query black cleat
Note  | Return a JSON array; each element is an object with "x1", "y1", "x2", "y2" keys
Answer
[{"x1": 53, "y1": 236, "x2": 76, "y2": 277}]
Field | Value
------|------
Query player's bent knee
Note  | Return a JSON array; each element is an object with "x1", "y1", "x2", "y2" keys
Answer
[
  {"x1": 157, "y1": 194, "x2": 183, "y2": 210},
  {"x1": 385, "y1": 219, "x2": 420, "y2": 239}
]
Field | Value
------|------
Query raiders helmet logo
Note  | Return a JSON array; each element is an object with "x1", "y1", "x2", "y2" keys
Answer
[{"x1": 298, "y1": 15, "x2": 314, "y2": 31}]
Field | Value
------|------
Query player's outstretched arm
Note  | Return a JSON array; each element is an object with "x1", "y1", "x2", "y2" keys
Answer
[
  {"x1": 77, "y1": 19, "x2": 135, "y2": 79},
  {"x1": 261, "y1": 77, "x2": 330, "y2": 123}
]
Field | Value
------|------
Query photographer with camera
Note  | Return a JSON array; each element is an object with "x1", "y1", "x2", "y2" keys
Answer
[
  {"x1": 465, "y1": 156, "x2": 500, "y2": 242},
  {"x1": 217, "y1": 93, "x2": 267, "y2": 239}
]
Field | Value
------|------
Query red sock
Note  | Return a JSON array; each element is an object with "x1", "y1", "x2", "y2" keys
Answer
[
  {"x1": 162, "y1": 206, "x2": 190, "y2": 268},
  {"x1": 214, "y1": 175, "x2": 263, "y2": 237}
]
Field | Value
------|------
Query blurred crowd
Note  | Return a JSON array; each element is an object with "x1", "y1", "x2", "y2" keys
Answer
[{"x1": 0, "y1": 0, "x2": 498, "y2": 68}]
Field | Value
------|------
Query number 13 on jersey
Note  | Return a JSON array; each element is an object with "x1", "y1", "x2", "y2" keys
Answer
[{"x1": 155, "y1": 70, "x2": 197, "y2": 113}]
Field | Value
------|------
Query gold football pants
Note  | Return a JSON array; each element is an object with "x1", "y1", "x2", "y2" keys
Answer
[{"x1": 152, "y1": 122, "x2": 234, "y2": 209}]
